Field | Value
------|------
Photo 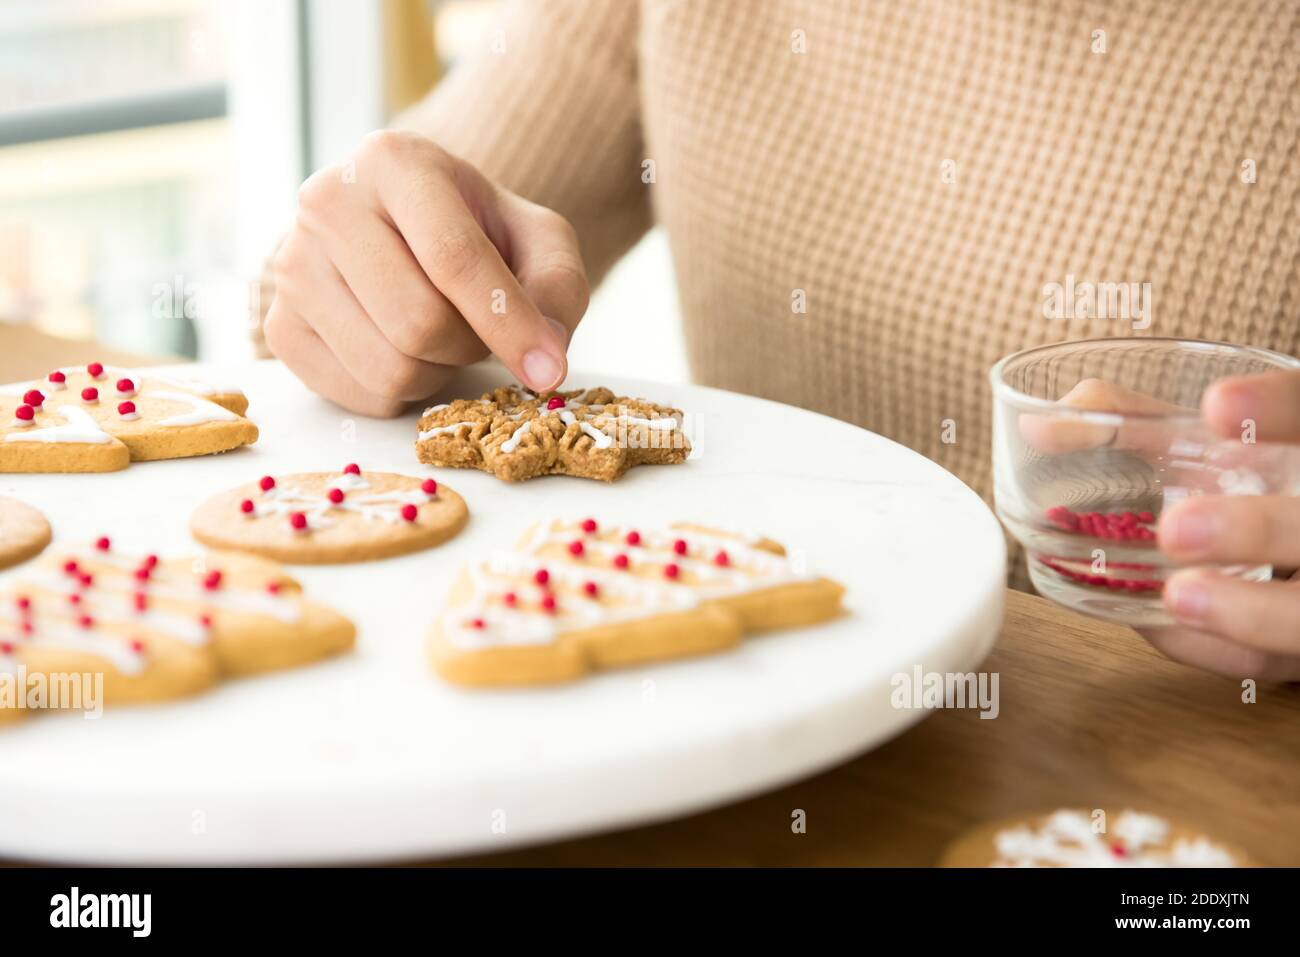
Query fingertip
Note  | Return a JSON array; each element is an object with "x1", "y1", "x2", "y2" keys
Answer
[
  {"x1": 521, "y1": 348, "x2": 565, "y2": 393},
  {"x1": 1156, "y1": 497, "x2": 1217, "y2": 560},
  {"x1": 1201, "y1": 377, "x2": 1253, "y2": 438}
]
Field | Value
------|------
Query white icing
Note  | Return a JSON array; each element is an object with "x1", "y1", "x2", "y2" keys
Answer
[
  {"x1": 443, "y1": 519, "x2": 809, "y2": 650},
  {"x1": 990, "y1": 810, "x2": 1237, "y2": 868},
  {"x1": 11, "y1": 418, "x2": 33, "y2": 429},
  {"x1": 418, "y1": 421, "x2": 475, "y2": 440},
  {"x1": 4, "y1": 405, "x2": 112, "y2": 445},
  {"x1": 118, "y1": 411, "x2": 141, "y2": 421},
  {"x1": 150, "y1": 390, "x2": 239, "y2": 427},
  {"x1": 559, "y1": 409, "x2": 614, "y2": 449},
  {"x1": 500, "y1": 420, "x2": 530, "y2": 452},
  {"x1": 329, "y1": 472, "x2": 371, "y2": 492}
]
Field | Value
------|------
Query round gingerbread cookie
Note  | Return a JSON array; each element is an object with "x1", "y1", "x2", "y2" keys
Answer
[
  {"x1": 939, "y1": 808, "x2": 1248, "y2": 867},
  {"x1": 190, "y1": 465, "x2": 469, "y2": 564},
  {"x1": 0, "y1": 495, "x2": 52, "y2": 570}
]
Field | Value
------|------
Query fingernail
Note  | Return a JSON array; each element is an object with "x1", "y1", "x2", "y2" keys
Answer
[
  {"x1": 522, "y1": 349, "x2": 563, "y2": 392},
  {"x1": 1165, "y1": 575, "x2": 1211, "y2": 624},
  {"x1": 1162, "y1": 507, "x2": 1217, "y2": 555},
  {"x1": 545, "y1": 316, "x2": 570, "y2": 348}
]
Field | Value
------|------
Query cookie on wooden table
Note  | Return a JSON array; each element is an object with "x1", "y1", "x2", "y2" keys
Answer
[
  {"x1": 0, "y1": 362, "x2": 257, "y2": 473},
  {"x1": 191, "y1": 465, "x2": 469, "y2": 564},
  {"x1": 430, "y1": 518, "x2": 844, "y2": 686},
  {"x1": 939, "y1": 808, "x2": 1248, "y2": 867},
  {"x1": 0, "y1": 495, "x2": 52, "y2": 570},
  {"x1": 0, "y1": 539, "x2": 355, "y2": 711},
  {"x1": 416, "y1": 385, "x2": 689, "y2": 483}
]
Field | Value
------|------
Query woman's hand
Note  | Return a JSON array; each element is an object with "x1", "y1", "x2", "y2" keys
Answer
[
  {"x1": 264, "y1": 130, "x2": 588, "y2": 416},
  {"x1": 1143, "y1": 370, "x2": 1300, "y2": 680}
]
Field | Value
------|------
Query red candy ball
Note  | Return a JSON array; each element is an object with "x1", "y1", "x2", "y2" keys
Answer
[
  {"x1": 664, "y1": 563, "x2": 681, "y2": 580},
  {"x1": 203, "y1": 571, "x2": 223, "y2": 591},
  {"x1": 289, "y1": 512, "x2": 308, "y2": 530},
  {"x1": 583, "y1": 581, "x2": 599, "y2": 598},
  {"x1": 714, "y1": 550, "x2": 730, "y2": 567},
  {"x1": 240, "y1": 499, "x2": 254, "y2": 514},
  {"x1": 581, "y1": 518, "x2": 598, "y2": 534},
  {"x1": 267, "y1": 581, "x2": 282, "y2": 594},
  {"x1": 259, "y1": 475, "x2": 276, "y2": 491},
  {"x1": 568, "y1": 540, "x2": 585, "y2": 557},
  {"x1": 78, "y1": 614, "x2": 94, "y2": 629},
  {"x1": 134, "y1": 593, "x2": 147, "y2": 612},
  {"x1": 421, "y1": 478, "x2": 437, "y2": 495},
  {"x1": 117, "y1": 401, "x2": 136, "y2": 416},
  {"x1": 673, "y1": 539, "x2": 688, "y2": 556},
  {"x1": 469, "y1": 618, "x2": 486, "y2": 629},
  {"x1": 14, "y1": 405, "x2": 34, "y2": 422},
  {"x1": 541, "y1": 594, "x2": 557, "y2": 613},
  {"x1": 131, "y1": 640, "x2": 146, "y2": 654},
  {"x1": 86, "y1": 362, "x2": 104, "y2": 378},
  {"x1": 625, "y1": 530, "x2": 641, "y2": 546},
  {"x1": 343, "y1": 463, "x2": 361, "y2": 475},
  {"x1": 95, "y1": 536, "x2": 111, "y2": 551},
  {"x1": 401, "y1": 504, "x2": 418, "y2": 522},
  {"x1": 503, "y1": 592, "x2": 518, "y2": 607},
  {"x1": 328, "y1": 488, "x2": 345, "y2": 504},
  {"x1": 546, "y1": 396, "x2": 566, "y2": 410},
  {"x1": 48, "y1": 371, "x2": 66, "y2": 384},
  {"x1": 81, "y1": 387, "x2": 98, "y2": 402},
  {"x1": 116, "y1": 378, "x2": 135, "y2": 393},
  {"x1": 534, "y1": 568, "x2": 550, "y2": 586},
  {"x1": 22, "y1": 389, "x2": 43, "y2": 407},
  {"x1": 613, "y1": 554, "x2": 630, "y2": 570}
]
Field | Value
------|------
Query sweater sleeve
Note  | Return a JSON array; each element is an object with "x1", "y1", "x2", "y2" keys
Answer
[{"x1": 393, "y1": 0, "x2": 651, "y2": 286}]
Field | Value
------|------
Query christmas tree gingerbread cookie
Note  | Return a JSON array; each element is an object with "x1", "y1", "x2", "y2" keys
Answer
[
  {"x1": 0, "y1": 538, "x2": 355, "y2": 712},
  {"x1": 939, "y1": 809, "x2": 1248, "y2": 867},
  {"x1": 416, "y1": 385, "x2": 690, "y2": 483},
  {"x1": 0, "y1": 496, "x2": 52, "y2": 570},
  {"x1": 1, "y1": 362, "x2": 258, "y2": 473},
  {"x1": 191, "y1": 465, "x2": 469, "y2": 563},
  {"x1": 430, "y1": 518, "x2": 844, "y2": 686}
]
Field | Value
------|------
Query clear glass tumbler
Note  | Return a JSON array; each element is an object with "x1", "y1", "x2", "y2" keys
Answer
[{"x1": 990, "y1": 338, "x2": 1300, "y2": 626}]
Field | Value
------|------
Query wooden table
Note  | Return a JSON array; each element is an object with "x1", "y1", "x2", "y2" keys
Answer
[{"x1": 3, "y1": 328, "x2": 1297, "y2": 867}]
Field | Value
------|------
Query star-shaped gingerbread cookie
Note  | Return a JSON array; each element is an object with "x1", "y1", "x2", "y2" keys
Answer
[
  {"x1": 1, "y1": 362, "x2": 257, "y2": 473},
  {"x1": 429, "y1": 518, "x2": 844, "y2": 686},
  {"x1": 416, "y1": 386, "x2": 689, "y2": 482},
  {"x1": 0, "y1": 538, "x2": 355, "y2": 715}
]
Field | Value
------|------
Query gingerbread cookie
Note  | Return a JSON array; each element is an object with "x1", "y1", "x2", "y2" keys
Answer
[
  {"x1": 190, "y1": 465, "x2": 469, "y2": 564},
  {"x1": 430, "y1": 518, "x2": 844, "y2": 686},
  {"x1": 0, "y1": 495, "x2": 51, "y2": 570},
  {"x1": 0, "y1": 538, "x2": 355, "y2": 710},
  {"x1": 939, "y1": 809, "x2": 1247, "y2": 867},
  {"x1": 416, "y1": 386, "x2": 689, "y2": 483},
  {"x1": 1, "y1": 362, "x2": 257, "y2": 473}
]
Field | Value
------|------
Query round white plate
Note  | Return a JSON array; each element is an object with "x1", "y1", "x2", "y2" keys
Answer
[{"x1": 0, "y1": 361, "x2": 1004, "y2": 864}]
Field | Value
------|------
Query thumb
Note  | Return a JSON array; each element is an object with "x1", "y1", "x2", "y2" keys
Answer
[{"x1": 497, "y1": 193, "x2": 590, "y2": 351}]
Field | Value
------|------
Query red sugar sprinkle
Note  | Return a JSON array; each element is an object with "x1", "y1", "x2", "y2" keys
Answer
[
  {"x1": 664, "y1": 563, "x2": 681, "y2": 580},
  {"x1": 1138, "y1": 511, "x2": 1154, "y2": 523},
  {"x1": 134, "y1": 567, "x2": 150, "y2": 582},
  {"x1": 14, "y1": 405, "x2": 34, "y2": 422},
  {"x1": 328, "y1": 488, "x2": 345, "y2": 504},
  {"x1": 583, "y1": 581, "x2": 599, "y2": 598},
  {"x1": 400, "y1": 503, "x2": 418, "y2": 522},
  {"x1": 469, "y1": 618, "x2": 486, "y2": 629},
  {"x1": 259, "y1": 475, "x2": 276, "y2": 492},
  {"x1": 81, "y1": 387, "x2": 98, "y2": 402},
  {"x1": 130, "y1": 640, "x2": 146, "y2": 654},
  {"x1": 116, "y1": 378, "x2": 135, "y2": 393},
  {"x1": 714, "y1": 550, "x2": 730, "y2": 567},
  {"x1": 673, "y1": 539, "x2": 688, "y2": 556},
  {"x1": 541, "y1": 594, "x2": 557, "y2": 613},
  {"x1": 63, "y1": 560, "x2": 79, "y2": 575},
  {"x1": 290, "y1": 512, "x2": 308, "y2": 530},
  {"x1": 568, "y1": 540, "x2": 585, "y2": 557},
  {"x1": 199, "y1": 614, "x2": 213, "y2": 628},
  {"x1": 613, "y1": 554, "x2": 630, "y2": 570},
  {"x1": 581, "y1": 519, "x2": 598, "y2": 534},
  {"x1": 117, "y1": 401, "x2": 136, "y2": 416},
  {"x1": 16, "y1": 596, "x2": 30, "y2": 611},
  {"x1": 625, "y1": 530, "x2": 641, "y2": 546},
  {"x1": 421, "y1": 478, "x2": 437, "y2": 495},
  {"x1": 0, "y1": 642, "x2": 12, "y2": 655},
  {"x1": 203, "y1": 570, "x2": 223, "y2": 591},
  {"x1": 1111, "y1": 843, "x2": 1128, "y2": 858},
  {"x1": 267, "y1": 581, "x2": 282, "y2": 594},
  {"x1": 48, "y1": 371, "x2": 66, "y2": 384},
  {"x1": 534, "y1": 568, "x2": 550, "y2": 586},
  {"x1": 67, "y1": 594, "x2": 81, "y2": 606},
  {"x1": 86, "y1": 362, "x2": 104, "y2": 378},
  {"x1": 144, "y1": 555, "x2": 158, "y2": 570},
  {"x1": 95, "y1": 536, "x2": 111, "y2": 551},
  {"x1": 134, "y1": 592, "x2": 147, "y2": 612},
  {"x1": 503, "y1": 592, "x2": 518, "y2": 607},
  {"x1": 240, "y1": 498, "x2": 255, "y2": 514},
  {"x1": 20, "y1": 622, "x2": 32, "y2": 635},
  {"x1": 77, "y1": 614, "x2": 93, "y2": 629},
  {"x1": 78, "y1": 573, "x2": 93, "y2": 588},
  {"x1": 343, "y1": 463, "x2": 361, "y2": 475},
  {"x1": 22, "y1": 389, "x2": 44, "y2": 407},
  {"x1": 546, "y1": 396, "x2": 566, "y2": 410}
]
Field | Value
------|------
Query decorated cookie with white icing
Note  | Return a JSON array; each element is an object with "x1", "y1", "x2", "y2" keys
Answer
[
  {"x1": 0, "y1": 362, "x2": 257, "y2": 473},
  {"x1": 939, "y1": 809, "x2": 1248, "y2": 868},
  {"x1": 0, "y1": 495, "x2": 52, "y2": 570},
  {"x1": 416, "y1": 385, "x2": 690, "y2": 483},
  {"x1": 0, "y1": 538, "x2": 355, "y2": 711},
  {"x1": 190, "y1": 465, "x2": 469, "y2": 564},
  {"x1": 430, "y1": 518, "x2": 844, "y2": 686}
]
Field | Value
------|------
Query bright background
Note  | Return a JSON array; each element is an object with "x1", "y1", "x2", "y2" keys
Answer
[{"x1": 0, "y1": 0, "x2": 687, "y2": 382}]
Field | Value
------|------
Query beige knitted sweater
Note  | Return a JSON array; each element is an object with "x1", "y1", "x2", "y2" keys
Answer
[{"x1": 391, "y1": 1, "x2": 1300, "y2": 574}]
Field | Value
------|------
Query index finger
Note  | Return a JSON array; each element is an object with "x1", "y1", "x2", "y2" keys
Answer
[
  {"x1": 1203, "y1": 369, "x2": 1300, "y2": 443},
  {"x1": 381, "y1": 173, "x2": 567, "y2": 393}
]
